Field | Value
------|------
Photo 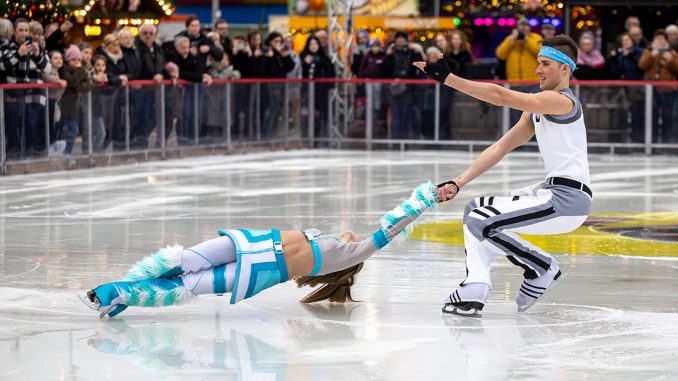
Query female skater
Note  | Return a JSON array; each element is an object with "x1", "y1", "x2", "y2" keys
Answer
[{"x1": 79, "y1": 181, "x2": 438, "y2": 318}]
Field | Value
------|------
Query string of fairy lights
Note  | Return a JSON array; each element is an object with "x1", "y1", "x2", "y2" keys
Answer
[{"x1": 72, "y1": 0, "x2": 174, "y2": 29}]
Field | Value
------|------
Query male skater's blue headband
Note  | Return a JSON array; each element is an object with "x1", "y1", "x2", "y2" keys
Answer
[{"x1": 538, "y1": 46, "x2": 577, "y2": 71}]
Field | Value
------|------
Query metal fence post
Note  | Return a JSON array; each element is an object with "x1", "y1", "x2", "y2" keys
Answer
[
  {"x1": 574, "y1": 83, "x2": 580, "y2": 99},
  {"x1": 125, "y1": 85, "x2": 130, "y2": 151},
  {"x1": 366, "y1": 82, "x2": 373, "y2": 150},
  {"x1": 284, "y1": 82, "x2": 289, "y2": 149},
  {"x1": 86, "y1": 90, "x2": 93, "y2": 161},
  {"x1": 308, "y1": 82, "x2": 315, "y2": 146},
  {"x1": 193, "y1": 83, "x2": 199, "y2": 146},
  {"x1": 644, "y1": 84, "x2": 653, "y2": 155},
  {"x1": 434, "y1": 83, "x2": 440, "y2": 141},
  {"x1": 44, "y1": 88, "x2": 50, "y2": 157},
  {"x1": 225, "y1": 82, "x2": 232, "y2": 150},
  {"x1": 159, "y1": 83, "x2": 166, "y2": 159},
  {"x1": 0, "y1": 89, "x2": 5, "y2": 175},
  {"x1": 501, "y1": 83, "x2": 511, "y2": 134},
  {"x1": 256, "y1": 83, "x2": 261, "y2": 141}
]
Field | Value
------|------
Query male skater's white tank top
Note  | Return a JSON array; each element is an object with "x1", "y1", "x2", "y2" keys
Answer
[{"x1": 530, "y1": 88, "x2": 590, "y2": 185}]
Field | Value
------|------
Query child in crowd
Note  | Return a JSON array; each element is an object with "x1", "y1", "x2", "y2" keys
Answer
[
  {"x1": 58, "y1": 45, "x2": 92, "y2": 155},
  {"x1": 88, "y1": 54, "x2": 108, "y2": 152}
]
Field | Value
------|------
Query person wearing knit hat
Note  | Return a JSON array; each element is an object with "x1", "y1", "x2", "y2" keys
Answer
[
  {"x1": 59, "y1": 43, "x2": 92, "y2": 155},
  {"x1": 64, "y1": 44, "x2": 82, "y2": 63}
]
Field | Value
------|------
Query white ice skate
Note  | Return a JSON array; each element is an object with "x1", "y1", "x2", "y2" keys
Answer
[
  {"x1": 516, "y1": 264, "x2": 568, "y2": 312},
  {"x1": 441, "y1": 283, "x2": 489, "y2": 318}
]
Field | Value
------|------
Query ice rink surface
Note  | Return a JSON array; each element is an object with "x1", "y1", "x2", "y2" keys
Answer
[{"x1": 1, "y1": 150, "x2": 677, "y2": 380}]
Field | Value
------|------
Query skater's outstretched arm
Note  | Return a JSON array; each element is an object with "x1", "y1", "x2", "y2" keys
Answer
[
  {"x1": 296, "y1": 181, "x2": 438, "y2": 302},
  {"x1": 437, "y1": 113, "x2": 535, "y2": 202},
  {"x1": 413, "y1": 57, "x2": 574, "y2": 115}
]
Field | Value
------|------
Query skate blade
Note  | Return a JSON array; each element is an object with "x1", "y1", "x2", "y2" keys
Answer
[
  {"x1": 441, "y1": 304, "x2": 482, "y2": 318},
  {"x1": 77, "y1": 294, "x2": 99, "y2": 311},
  {"x1": 517, "y1": 271, "x2": 569, "y2": 312}
]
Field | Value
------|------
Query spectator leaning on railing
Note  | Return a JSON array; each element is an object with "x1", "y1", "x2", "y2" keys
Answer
[
  {"x1": 3, "y1": 17, "x2": 51, "y2": 158},
  {"x1": 96, "y1": 32, "x2": 131, "y2": 150},
  {"x1": 166, "y1": 35, "x2": 212, "y2": 145},
  {"x1": 639, "y1": 29, "x2": 678, "y2": 144},
  {"x1": 134, "y1": 24, "x2": 165, "y2": 149}
]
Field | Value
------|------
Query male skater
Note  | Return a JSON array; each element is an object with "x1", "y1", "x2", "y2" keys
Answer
[{"x1": 414, "y1": 35, "x2": 592, "y2": 317}]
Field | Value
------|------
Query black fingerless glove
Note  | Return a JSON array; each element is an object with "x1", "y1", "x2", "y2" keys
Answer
[
  {"x1": 424, "y1": 59, "x2": 451, "y2": 84},
  {"x1": 437, "y1": 180, "x2": 460, "y2": 193}
]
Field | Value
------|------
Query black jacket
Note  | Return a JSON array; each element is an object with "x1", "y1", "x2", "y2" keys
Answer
[
  {"x1": 167, "y1": 51, "x2": 205, "y2": 83},
  {"x1": 445, "y1": 50, "x2": 473, "y2": 77},
  {"x1": 134, "y1": 38, "x2": 166, "y2": 80},
  {"x1": 265, "y1": 50, "x2": 295, "y2": 78},
  {"x1": 121, "y1": 46, "x2": 141, "y2": 80},
  {"x1": 175, "y1": 30, "x2": 223, "y2": 69},
  {"x1": 95, "y1": 46, "x2": 130, "y2": 87},
  {"x1": 300, "y1": 52, "x2": 334, "y2": 79},
  {"x1": 383, "y1": 46, "x2": 419, "y2": 79}
]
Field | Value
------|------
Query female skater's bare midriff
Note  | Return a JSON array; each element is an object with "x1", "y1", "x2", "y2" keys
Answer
[
  {"x1": 280, "y1": 230, "x2": 360, "y2": 278},
  {"x1": 280, "y1": 231, "x2": 314, "y2": 277}
]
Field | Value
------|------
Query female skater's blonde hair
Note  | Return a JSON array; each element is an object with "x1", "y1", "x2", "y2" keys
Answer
[{"x1": 294, "y1": 231, "x2": 364, "y2": 303}]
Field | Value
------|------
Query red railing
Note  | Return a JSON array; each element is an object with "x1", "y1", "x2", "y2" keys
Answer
[{"x1": 1, "y1": 78, "x2": 677, "y2": 89}]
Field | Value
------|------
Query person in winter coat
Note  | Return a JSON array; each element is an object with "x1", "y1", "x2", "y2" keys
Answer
[
  {"x1": 382, "y1": 30, "x2": 425, "y2": 139},
  {"x1": 300, "y1": 36, "x2": 335, "y2": 138},
  {"x1": 575, "y1": 32, "x2": 610, "y2": 80},
  {"x1": 133, "y1": 24, "x2": 166, "y2": 148},
  {"x1": 639, "y1": 29, "x2": 678, "y2": 143},
  {"x1": 174, "y1": 16, "x2": 223, "y2": 73},
  {"x1": 166, "y1": 36, "x2": 213, "y2": 145},
  {"x1": 260, "y1": 31, "x2": 295, "y2": 138},
  {"x1": 42, "y1": 50, "x2": 66, "y2": 152},
  {"x1": 495, "y1": 17, "x2": 542, "y2": 80},
  {"x1": 609, "y1": 32, "x2": 646, "y2": 142},
  {"x1": 496, "y1": 17, "x2": 542, "y2": 124},
  {"x1": 59, "y1": 45, "x2": 92, "y2": 155}
]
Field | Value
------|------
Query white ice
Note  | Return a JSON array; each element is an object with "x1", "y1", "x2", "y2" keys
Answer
[{"x1": 0, "y1": 150, "x2": 677, "y2": 380}]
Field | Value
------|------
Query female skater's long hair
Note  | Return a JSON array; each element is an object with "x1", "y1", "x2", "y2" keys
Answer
[{"x1": 295, "y1": 262, "x2": 364, "y2": 303}]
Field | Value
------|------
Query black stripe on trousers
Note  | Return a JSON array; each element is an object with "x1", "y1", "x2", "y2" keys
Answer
[
  {"x1": 482, "y1": 206, "x2": 556, "y2": 239},
  {"x1": 490, "y1": 235, "x2": 551, "y2": 271},
  {"x1": 481, "y1": 206, "x2": 556, "y2": 273}
]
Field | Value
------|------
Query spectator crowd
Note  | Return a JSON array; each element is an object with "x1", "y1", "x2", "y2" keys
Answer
[{"x1": 0, "y1": 14, "x2": 677, "y2": 160}]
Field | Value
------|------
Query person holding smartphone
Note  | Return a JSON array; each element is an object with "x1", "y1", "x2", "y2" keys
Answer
[
  {"x1": 496, "y1": 17, "x2": 543, "y2": 124},
  {"x1": 2, "y1": 18, "x2": 51, "y2": 158}
]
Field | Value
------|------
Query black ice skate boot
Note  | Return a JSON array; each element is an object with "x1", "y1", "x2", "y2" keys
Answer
[{"x1": 441, "y1": 283, "x2": 489, "y2": 318}]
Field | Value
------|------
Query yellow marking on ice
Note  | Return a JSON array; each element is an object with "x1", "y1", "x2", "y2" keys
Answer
[{"x1": 411, "y1": 213, "x2": 678, "y2": 257}]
